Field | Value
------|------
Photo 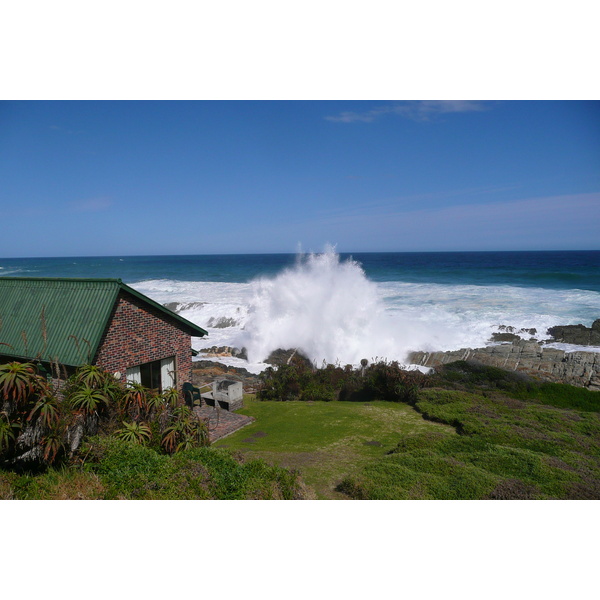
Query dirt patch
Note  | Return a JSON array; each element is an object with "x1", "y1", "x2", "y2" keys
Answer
[
  {"x1": 497, "y1": 397, "x2": 528, "y2": 410},
  {"x1": 485, "y1": 478, "x2": 540, "y2": 500},
  {"x1": 544, "y1": 455, "x2": 579, "y2": 473}
]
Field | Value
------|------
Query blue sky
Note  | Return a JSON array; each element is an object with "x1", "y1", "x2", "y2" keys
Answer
[{"x1": 1, "y1": 100, "x2": 599, "y2": 257}]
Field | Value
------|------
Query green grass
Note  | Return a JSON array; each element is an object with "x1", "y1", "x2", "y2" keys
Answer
[
  {"x1": 214, "y1": 396, "x2": 456, "y2": 498},
  {"x1": 433, "y1": 360, "x2": 600, "y2": 412},
  {"x1": 218, "y1": 373, "x2": 600, "y2": 500},
  {"x1": 4, "y1": 437, "x2": 304, "y2": 500},
  {"x1": 338, "y1": 387, "x2": 600, "y2": 499}
]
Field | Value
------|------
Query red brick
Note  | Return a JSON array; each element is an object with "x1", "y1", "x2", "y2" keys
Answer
[{"x1": 94, "y1": 291, "x2": 196, "y2": 389}]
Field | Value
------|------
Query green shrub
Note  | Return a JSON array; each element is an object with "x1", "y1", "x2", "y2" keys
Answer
[
  {"x1": 76, "y1": 438, "x2": 303, "y2": 500},
  {"x1": 257, "y1": 360, "x2": 427, "y2": 404},
  {"x1": 434, "y1": 360, "x2": 600, "y2": 412}
]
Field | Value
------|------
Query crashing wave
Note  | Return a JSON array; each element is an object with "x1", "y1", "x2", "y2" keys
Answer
[{"x1": 130, "y1": 250, "x2": 600, "y2": 369}]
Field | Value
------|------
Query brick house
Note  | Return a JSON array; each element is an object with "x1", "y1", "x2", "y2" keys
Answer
[{"x1": 0, "y1": 277, "x2": 208, "y2": 391}]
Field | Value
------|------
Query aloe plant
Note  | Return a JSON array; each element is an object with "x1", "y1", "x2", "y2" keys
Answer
[
  {"x1": 147, "y1": 393, "x2": 167, "y2": 415},
  {"x1": 0, "y1": 412, "x2": 19, "y2": 453},
  {"x1": 162, "y1": 407, "x2": 208, "y2": 454},
  {"x1": 161, "y1": 386, "x2": 181, "y2": 408},
  {"x1": 0, "y1": 362, "x2": 45, "y2": 405},
  {"x1": 68, "y1": 385, "x2": 110, "y2": 415},
  {"x1": 73, "y1": 365, "x2": 106, "y2": 389},
  {"x1": 41, "y1": 430, "x2": 63, "y2": 463},
  {"x1": 28, "y1": 394, "x2": 61, "y2": 428},
  {"x1": 115, "y1": 421, "x2": 152, "y2": 445},
  {"x1": 120, "y1": 382, "x2": 148, "y2": 418},
  {"x1": 161, "y1": 422, "x2": 182, "y2": 454}
]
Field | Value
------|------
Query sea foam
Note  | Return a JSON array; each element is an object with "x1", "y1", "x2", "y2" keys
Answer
[{"x1": 131, "y1": 248, "x2": 600, "y2": 371}]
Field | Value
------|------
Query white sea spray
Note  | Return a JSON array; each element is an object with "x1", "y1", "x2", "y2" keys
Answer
[
  {"x1": 237, "y1": 247, "x2": 399, "y2": 365},
  {"x1": 131, "y1": 249, "x2": 600, "y2": 371}
]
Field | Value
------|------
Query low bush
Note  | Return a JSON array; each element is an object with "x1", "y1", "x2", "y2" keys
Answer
[
  {"x1": 338, "y1": 452, "x2": 499, "y2": 500},
  {"x1": 78, "y1": 437, "x2": 303, "y2": 500},
  {"x1": 3, "y1": 437, "x2": 305, "y2": 500},
  {"x1": 433, "y1": 360, "x2": 600, "y2": 412},
  {"x1": 257, "y1": 360, "x2": 428, "y2": 403}
]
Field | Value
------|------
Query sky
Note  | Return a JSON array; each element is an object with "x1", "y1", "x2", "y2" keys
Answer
[{"x1": 1, "y1": 100, "x2": 599, "y2": 257}]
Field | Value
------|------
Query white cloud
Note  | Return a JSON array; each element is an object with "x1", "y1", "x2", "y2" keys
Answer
[{"x1": 325, "y1": 100, "x2": 488, "y2": 123}]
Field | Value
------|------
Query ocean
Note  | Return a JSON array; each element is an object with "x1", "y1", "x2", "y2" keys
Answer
[{"x1": 2, "y1": 248, "x2": 600, "y2": 373}]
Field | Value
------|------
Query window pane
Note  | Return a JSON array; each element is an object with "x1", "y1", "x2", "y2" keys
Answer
[
  {"x1": 126, "y1": 366, "x2": 141, "y2": 384},
  {"x1": 161, "y1": 357, "x2": 176, "y2": 389}
]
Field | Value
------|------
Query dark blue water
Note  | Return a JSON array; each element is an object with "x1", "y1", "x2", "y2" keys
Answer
[{"x1": 1, "y1": 251, "x2": 599, "y2": 292}]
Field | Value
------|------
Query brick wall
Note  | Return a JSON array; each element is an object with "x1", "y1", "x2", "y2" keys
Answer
[{"x1": 94, "y1": 291, "x2": 193, "y2": 389}]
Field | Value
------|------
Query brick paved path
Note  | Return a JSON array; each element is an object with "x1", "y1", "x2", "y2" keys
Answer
[{"x1": 193, "y1": 405, "x2": 254, "y2": 443}]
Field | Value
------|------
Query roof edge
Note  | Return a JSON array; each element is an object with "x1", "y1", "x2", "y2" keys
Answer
[
  {"x1": 0, "y1": 351, "x2": 81, "y2": 369},
  {"x1": 0, "y1": 277, "x2": 123, "y2": 283}
]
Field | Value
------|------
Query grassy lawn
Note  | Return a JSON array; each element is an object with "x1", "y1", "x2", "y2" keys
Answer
[
  {"x1": 214, "y1": 395, "x2": 456, "y2": 498},
  {"x1": 215, "y1": 368, "x2": 600, "y2": 500}
]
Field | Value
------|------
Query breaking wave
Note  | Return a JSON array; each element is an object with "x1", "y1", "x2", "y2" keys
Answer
[
  {"x1": 237, "y1": 247, "x2": 420, "y2": 365},
  {"x1": 131, "y1": 247, "x2": 600, "y2": 371}
]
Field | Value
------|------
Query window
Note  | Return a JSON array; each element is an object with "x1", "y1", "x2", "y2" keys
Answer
[{"x1": 126, "y1": 356, "x2": 176, "y2": 392}]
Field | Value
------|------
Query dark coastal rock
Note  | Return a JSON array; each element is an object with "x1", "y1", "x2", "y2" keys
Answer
[
  {"x1": 409, "y1": 339, "x2": 600, "y2": 390},
  {"x1": 547, "y1": 320, "x2": 600, "y2": 346},
  {"x1": 490, "y1": 326, "x2": 538, "y2": 343},
  {"x1": 206, "y1": 316, "x2": 238, "y2": 328},
  {"x1": 490, "y1": 332, "x2": 521, "y2": 343},
  {"x1": 264, "y1": 348, "x2": 313, "y2": 368},
  {"x1": 198, "y1": 346, "x2": 248, "y2": 360},
  {"x1": 163, "y1": 301, "x2": 206, "y2": 313}
]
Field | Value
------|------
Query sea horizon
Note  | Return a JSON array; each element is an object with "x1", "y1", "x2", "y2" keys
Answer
[{"x1": 3, "y1": 248, "x2": 600, "y2": 259}]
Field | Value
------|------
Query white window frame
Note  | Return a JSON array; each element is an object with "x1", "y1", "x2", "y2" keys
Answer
[{"x1": 125, "y1": 356, "x2": 177, "y2": 392}]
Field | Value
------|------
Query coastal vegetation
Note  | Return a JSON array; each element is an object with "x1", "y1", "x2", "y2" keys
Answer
[
  {"x1": 0, "y1": 361, "x2": 303, "y2": 499},
  {"x1": 1, "y1": 358, "x2": 598, "y2": 500},
  {"x1": 224, "y1": 359, "x2": 600, "y2": 499},
  {"x1": 257, "y1": 358, "x2": 428, "y2": 403},
  {"x1": 214, "y1": 396, "x2": 455, "y2": 499}
]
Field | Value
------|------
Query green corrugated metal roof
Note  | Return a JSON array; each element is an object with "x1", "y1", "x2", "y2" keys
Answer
[{"x1": 0, "y1": 278, "x2": 207, "y2": 367}]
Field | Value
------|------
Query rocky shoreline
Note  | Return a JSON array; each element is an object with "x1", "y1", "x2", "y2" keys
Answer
[
  {"x1": 409, "y1": 341, "x2": 600, "y2": 391},
  {"x1": 409, "y1": 320, "x2": 600, "y2": 390}
]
